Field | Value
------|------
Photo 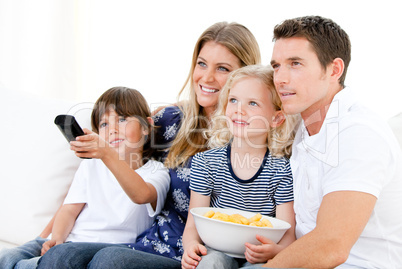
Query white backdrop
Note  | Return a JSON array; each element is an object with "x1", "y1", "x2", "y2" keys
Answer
[{"x1": 1, "y1": 0, "x2": 401, "y2": 118}]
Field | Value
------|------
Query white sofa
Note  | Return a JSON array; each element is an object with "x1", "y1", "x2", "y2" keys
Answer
[
  {"x1": 0, "y1": 89, "x2": 401, "y2": 250},
  {"x1": 0, "y1": 89, "x2": 92, "y2": 249}
]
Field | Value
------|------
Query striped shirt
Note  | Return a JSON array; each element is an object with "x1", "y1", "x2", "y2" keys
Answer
[{"x1": 190, "y1": 144, "x2": 293, "y2": 217}]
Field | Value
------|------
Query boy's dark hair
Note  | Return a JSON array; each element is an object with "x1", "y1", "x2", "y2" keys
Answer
[
  {"x1": 273, "y1": 15, "x2": 351, "y2": 87},
  {"x1": 91, "y1": 86, "x2": 155, "y2": 162}
]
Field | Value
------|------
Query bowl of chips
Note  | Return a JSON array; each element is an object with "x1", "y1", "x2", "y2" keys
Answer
[{"x1": 190, "y1": 207, "x2": 291, "y2": 258}]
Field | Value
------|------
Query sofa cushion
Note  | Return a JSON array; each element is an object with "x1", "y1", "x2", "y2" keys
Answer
[{"x1": 0, "y1": 88, "x2": 92, "y2": 246}]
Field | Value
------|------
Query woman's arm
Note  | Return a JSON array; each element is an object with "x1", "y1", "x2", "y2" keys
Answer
[
  {"x1": 41, "y1": 203, "x2": 85, "y2": 255},
  {"x1": 181, "y1": 191, "x2": 211, "y2": 269}
]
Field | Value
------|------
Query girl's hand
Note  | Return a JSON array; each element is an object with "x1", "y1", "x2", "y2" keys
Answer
[
  {"x1": 244, "y1": 234, "x2": 281, "y2": 264},
  {"x1": 181, "y1": 243, "x2": 208, "y2": 269},
  {"x1": 41, "y1": 239, "x2": 63, "y2": 256},
  {"x1": 70, "y1": 128, "x2": 111, "y2": 159}
]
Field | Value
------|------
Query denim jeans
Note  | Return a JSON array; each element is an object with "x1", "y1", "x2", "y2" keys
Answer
[
  {"x1": 0, "y1": 237, "x2": 47, "y2": 269},
  {"x1": 36, "y1": 242, "x2": 181, "y2": 269},
  {"x1": 37, "y1": 242, "x2": 123, "y2": 268},
  {"x1": 196, "y1": 246, "x2": 263, "y2": 269},
  {"x1": 89, "y1": 246, "x2": 181, "y2": 269}
]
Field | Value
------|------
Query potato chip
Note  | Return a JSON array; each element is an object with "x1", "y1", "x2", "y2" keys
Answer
[{"x1": 203, "y1": 211, "x2": 273, "y2": 227}]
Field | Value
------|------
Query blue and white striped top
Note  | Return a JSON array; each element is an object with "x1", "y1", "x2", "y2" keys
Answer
[{"x1": 190, "y1": 144, "x2": 293, "y2": 217}]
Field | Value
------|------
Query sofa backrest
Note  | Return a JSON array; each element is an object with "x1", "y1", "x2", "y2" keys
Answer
[{"x1": 0, "y1": 89, "x2": 92, "y2": 245}]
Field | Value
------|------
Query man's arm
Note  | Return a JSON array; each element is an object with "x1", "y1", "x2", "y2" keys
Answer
[{"x1": 264, "y1": 190, "x2": 377, "y2": 268}]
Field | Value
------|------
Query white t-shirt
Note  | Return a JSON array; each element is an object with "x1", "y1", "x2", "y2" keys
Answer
[
  {"x1": 64, "y1": 159, "x2": 170, "y2": 244},
  {"x1": 291, "y1": 87, "x2": 402, "y2": 268}
]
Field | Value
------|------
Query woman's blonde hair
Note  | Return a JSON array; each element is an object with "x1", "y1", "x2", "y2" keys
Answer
[
  {"x1": 207, "y1": 65, "x2": 300, "y2": 158},
  {"x1": 164, "y1": 22, "x2": 261, "y2": 168}
]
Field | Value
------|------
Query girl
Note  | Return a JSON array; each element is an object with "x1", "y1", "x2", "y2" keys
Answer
[
  {"x1": 0, "y1": 87, "x2": 170, "y2": 269},
  {"x1": 38, "y1": 21, "x2": 261, "y2": 269},
  {"x1": 182, "y1": 65, "x2": 299, "y2": 269}
]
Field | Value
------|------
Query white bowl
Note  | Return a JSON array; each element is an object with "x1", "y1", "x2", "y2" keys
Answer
[{"x1": 191, "y1": 207, "x2": 291, "y2": 258}]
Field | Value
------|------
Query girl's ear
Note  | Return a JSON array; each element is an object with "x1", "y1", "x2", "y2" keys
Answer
[{"x1": 271, "y1": 111, "x2": 285, "y2": 128}]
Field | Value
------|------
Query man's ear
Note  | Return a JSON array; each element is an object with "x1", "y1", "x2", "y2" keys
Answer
[
  {"x1": 271, "y1": 111, "x2": 285, "y2": 128},
  {"x1": 331, "y1": 58, "x2": 344, "y2": 82}
]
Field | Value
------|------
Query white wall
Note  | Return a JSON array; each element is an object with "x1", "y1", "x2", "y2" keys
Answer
[{"x1": 1, "y1": 0, "x2": 401, "y2": 118}]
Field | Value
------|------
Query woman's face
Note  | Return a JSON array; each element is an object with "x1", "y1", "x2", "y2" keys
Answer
[{"x1": 193, "y1": 41, "x2": 241, "y2": 117}]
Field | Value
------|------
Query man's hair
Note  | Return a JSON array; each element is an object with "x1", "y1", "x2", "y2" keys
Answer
[{"x1": 273, "y1": 15, "x2": 351, "y2": 87}]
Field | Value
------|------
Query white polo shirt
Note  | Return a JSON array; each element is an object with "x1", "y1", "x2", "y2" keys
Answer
[{"x1": 291, "y1": 87, "x2": 402, "y2": 268}]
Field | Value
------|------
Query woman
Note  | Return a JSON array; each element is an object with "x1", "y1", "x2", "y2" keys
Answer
[{"x1": 37, "y1": 21, "x2": 261, "y2": 269}]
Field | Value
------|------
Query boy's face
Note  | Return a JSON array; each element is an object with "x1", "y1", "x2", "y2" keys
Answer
[
  {"x1": 270, "y1": 37, "x2": 332, "y2": 120},
  {"x1": 98, "y1": 109, "x2": 147, "y2": 158}
]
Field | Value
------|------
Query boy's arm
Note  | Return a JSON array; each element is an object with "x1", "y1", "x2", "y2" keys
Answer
[
  {"x1": 41, "y1": 203, "x2": 85, "y2": 255},
  {"x1": 71, "y1": 130, "x2": 158, "y2": 206},
  {"x1": 101, "y1": 149, "x2": 158, "y2": 206},
  {"x1": 264, "y1": 191, "x2": 376, "y2": 268},
  {"x1": 39, "y1": 204, "x2": 62, "y2": 238},
  {"x1": 51, "y1": 203, "x2": 85, "y2": 243}
]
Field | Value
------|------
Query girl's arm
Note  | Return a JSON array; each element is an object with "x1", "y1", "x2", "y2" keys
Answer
[
  {"x1": 41, "y1": 203, "x2": 85, "y2": 255},
  {"x1": 70, "y1": 129, "x2": 158, "y2": 208},
  {"x1": 181, "y1": 191, "x2": 211, "y2": 269},
  {"x1": 244, "y1": 201, "x2": 296, "y2": 263}
]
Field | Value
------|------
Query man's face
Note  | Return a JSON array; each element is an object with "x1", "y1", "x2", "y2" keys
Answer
[{"x1": 270, "y1": 37, "x2": 332, "y2": 120}]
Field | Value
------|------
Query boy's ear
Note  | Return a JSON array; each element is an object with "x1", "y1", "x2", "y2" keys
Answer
[
  {"x1": 271, "y1": 111, "x2": 285, "y2": 128},
  {"x1": 142, "y1": 117, "x2": 154, "y2": 136},
  {"x1": 147, "y1": 116, "x2": 154, "y2": 126}
]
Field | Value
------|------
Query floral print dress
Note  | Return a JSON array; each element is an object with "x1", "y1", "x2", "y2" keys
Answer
[{"x1": 127, "y1": 106, "x2": 191, "y2": 261}]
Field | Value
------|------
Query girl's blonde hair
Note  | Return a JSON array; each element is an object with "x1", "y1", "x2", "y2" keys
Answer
[
  {"x1": 207, "y1": 65, "x2": 300, "y2": 158},
  {"x1": 164, "y1": 22, "x2": 261, "y2": 168}
]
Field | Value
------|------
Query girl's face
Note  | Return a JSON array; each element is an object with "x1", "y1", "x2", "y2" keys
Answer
[
  {"x1": 193, "y1": 41, "x2": 241, "y2": 117},
  {"x1": 98, "y1": 109, "x2": 147, "y2": 158},
  {"x1": 225, "y1": 77, "x2": 280, "y2": 146}
]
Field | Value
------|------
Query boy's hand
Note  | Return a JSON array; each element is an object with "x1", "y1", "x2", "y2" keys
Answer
[
  {"x1": 244, "y1": 234, "x2": 280, "y2": 264},
  {"x1": 41, "y1": 239, "x2": 63, "y2": 256},
  {"x1": 70, "y1": 128, "x2": 111, "y2": 159},
  {"x1": 181, "y1": 243, "x2": 208, "y2": 269}
]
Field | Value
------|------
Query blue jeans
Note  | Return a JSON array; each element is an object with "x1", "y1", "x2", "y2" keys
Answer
[
  {"x1": 0, "y1": 237, "x2": 47, "y2": 269},
  {"x1": 37, "y1": 242, "x2": 123, "y2": 268},
  {"x1": 89, "y1": 246, "x2": 181, "y2": 268},
  {"x1": 37, "y1": 242, "x2": 181, "y2": 269},
  {"x1": 197, "y1": 246, "x2": 263, "y2": 269}
]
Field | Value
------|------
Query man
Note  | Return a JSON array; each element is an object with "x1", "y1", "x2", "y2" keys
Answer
[{"x1": 266, "y1": 15, "x2": 402, "y2": 268}]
